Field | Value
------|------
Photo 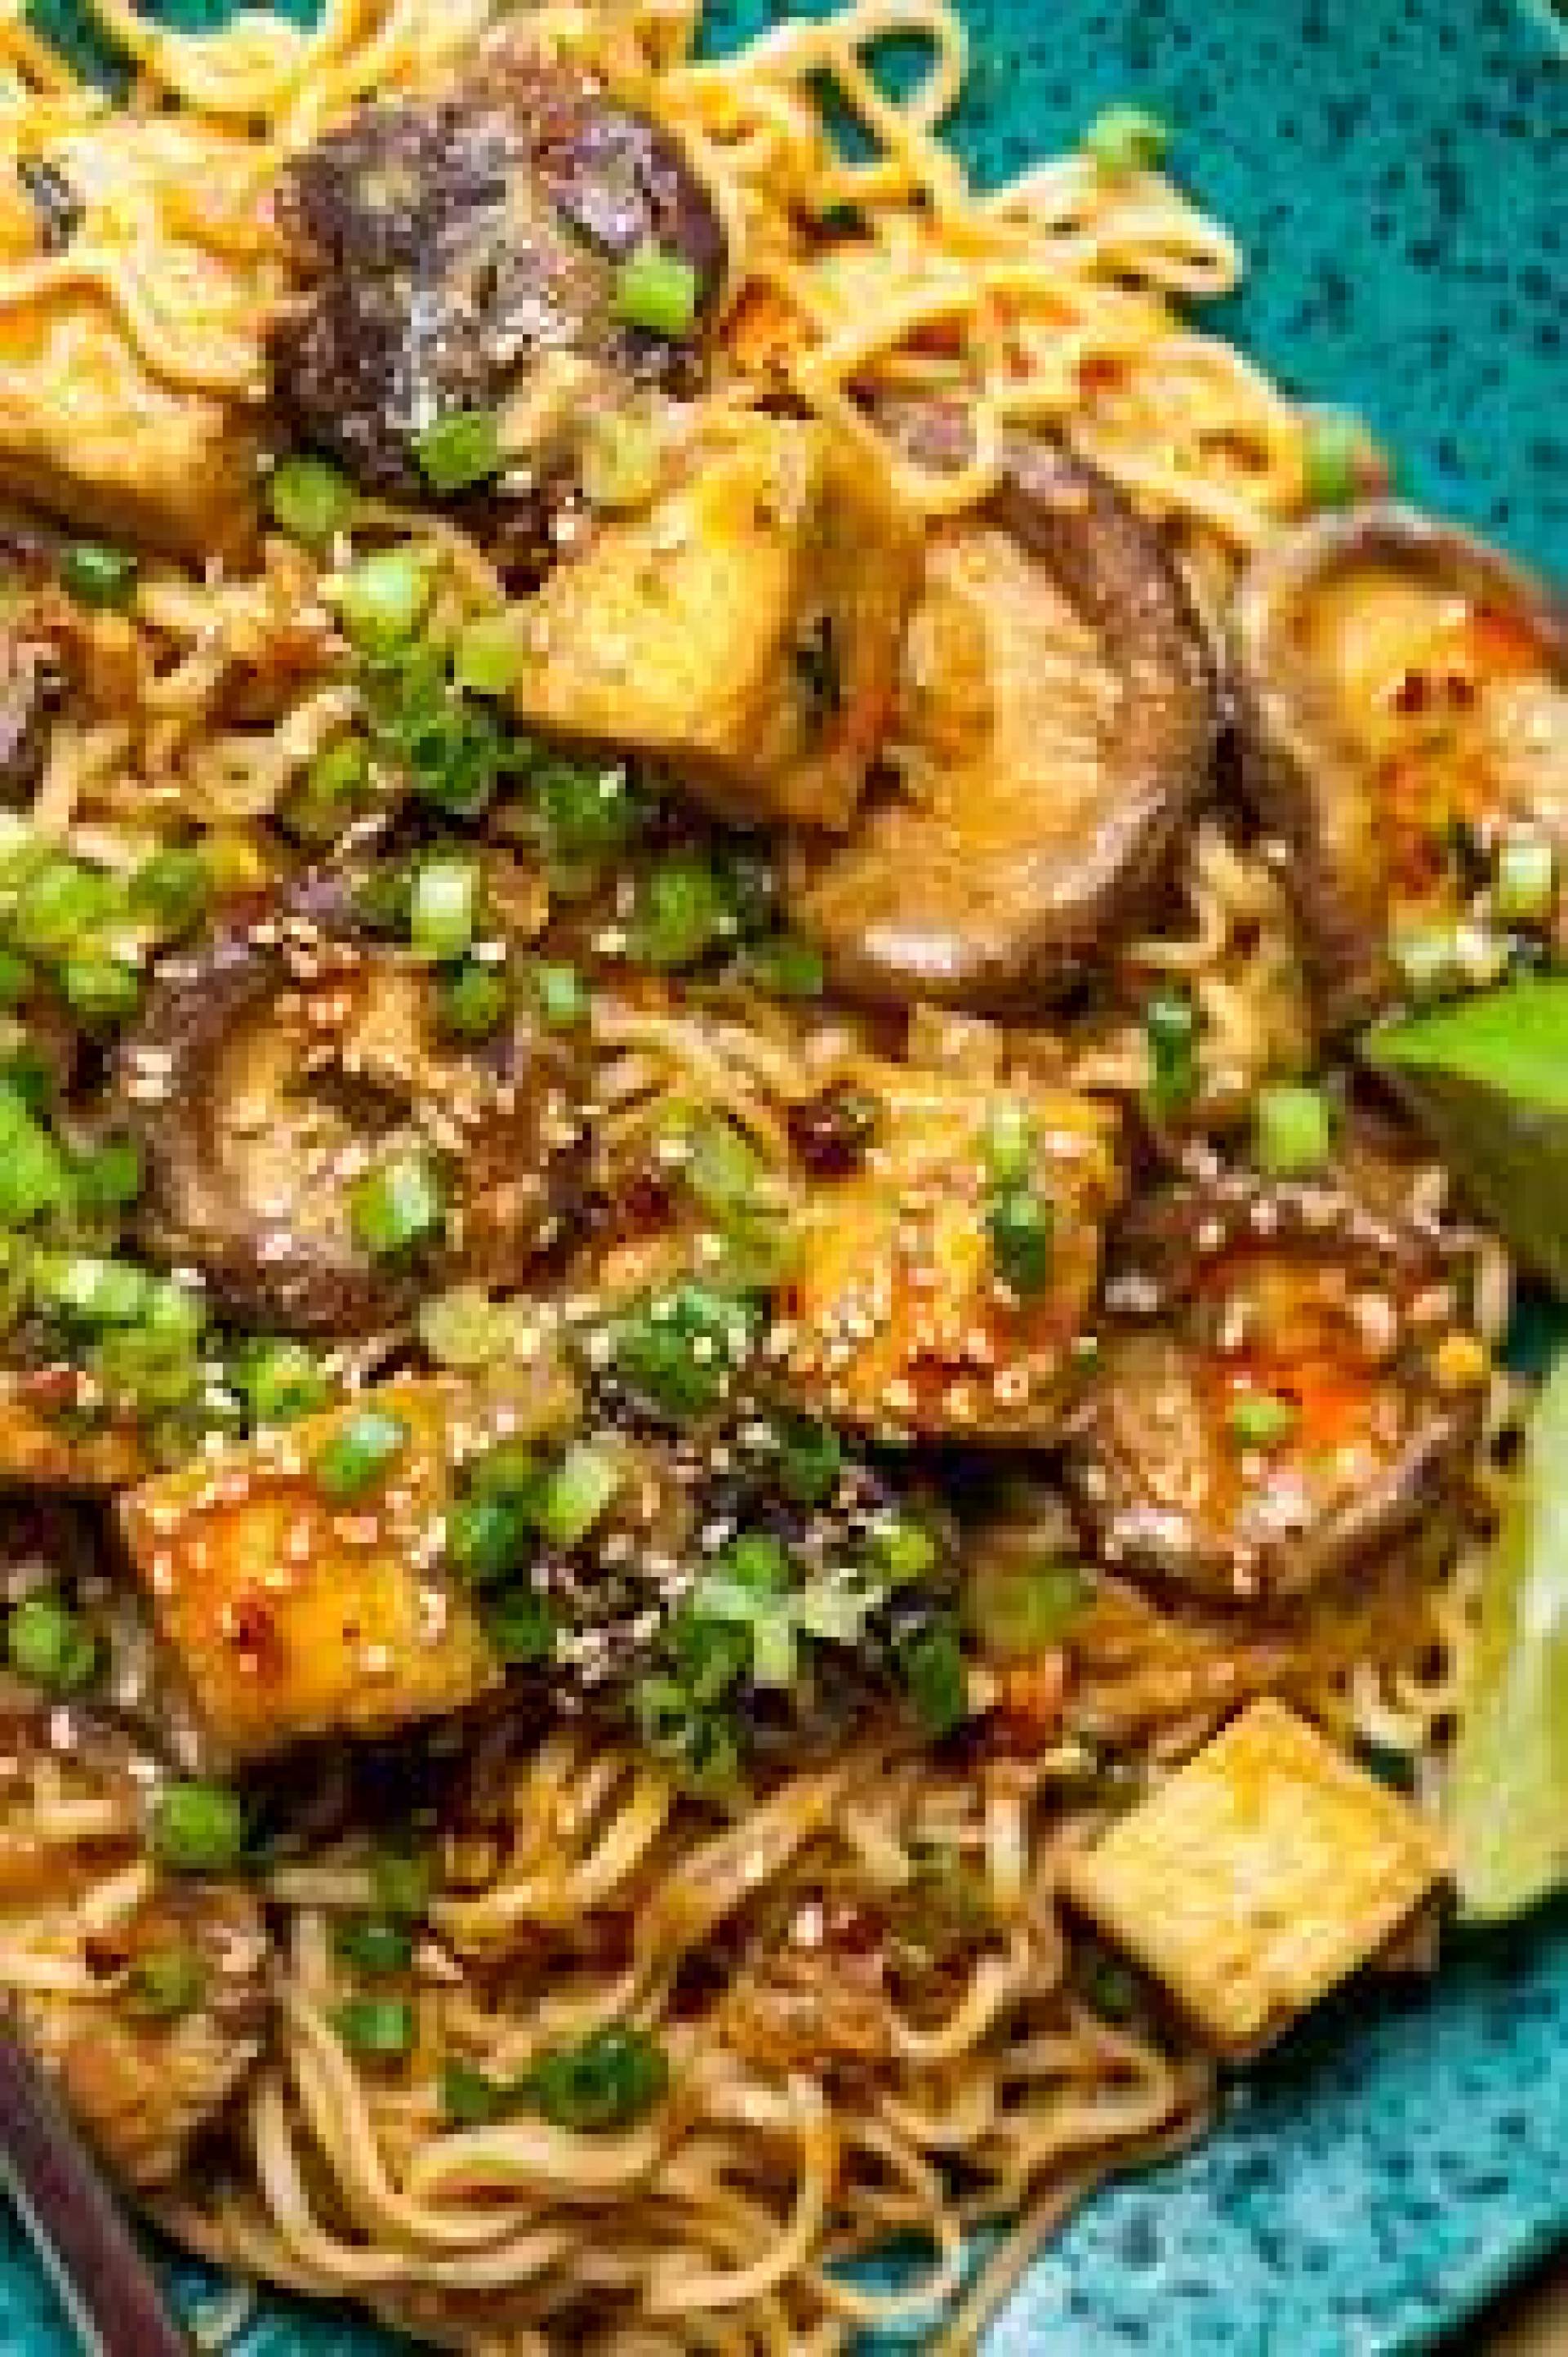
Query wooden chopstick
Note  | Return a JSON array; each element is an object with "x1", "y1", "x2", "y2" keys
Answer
[{"x1": 0, "y1": 2031, "x2": 187, "y2": 2357}]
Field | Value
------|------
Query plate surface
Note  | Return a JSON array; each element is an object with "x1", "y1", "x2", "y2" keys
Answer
[{"x1": 3, "y1": 0, "x2": 1566, "y2": 2349}]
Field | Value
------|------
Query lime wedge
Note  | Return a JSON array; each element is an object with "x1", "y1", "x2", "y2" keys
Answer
[
  {"x1": 1365, "y1": 977, "x2": 1568, "y2": 1296},
  {"x1": 1449, "y1": 1348, "x2": 1568, "y2": 1920}
]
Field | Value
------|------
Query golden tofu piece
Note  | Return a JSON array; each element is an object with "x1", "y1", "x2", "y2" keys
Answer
[
  {"x1": 782, "y1": 1058, "x2": 1120, "y2": 1441},
  {"x1": 0, "y1": 1366, "x2": 147, "y2": 1489},
  {"x1": 506, "y1": 415, "x2": 920, "y2": 829},
  {"x1": 0, "y1": 115, "x2": 276, "y2": 559},
  {"x1": 119, "y1": 1379, "x2": 539, "y2": 1759},
  {"x1": 1061, "y1": 1700, "x2": 1449, "y2": 2054}
]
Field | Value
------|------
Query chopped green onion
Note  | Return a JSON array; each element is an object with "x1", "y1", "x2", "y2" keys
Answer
[
  {"x1": 537, "y1": 1441, "x2": 620, "y2": 1548},
  {"x1": 0, "y1": 1083, "x2": 69, "y2": 1223},
  {"x1": 452, "y1": 610, "x2": 523, "y2": 697},
  {"x1": 410, "y1": 854, "x2": 480, "y2": 960},
  {"x1": 124, "y1": 1945, "x2": 205, "y2": 2020},
  {"x1": 62, "y1": 953, "x2": 141, "y2": 1027},
  {"x1": 447, "y1": 1493, "x2": 532, "y2": 1586},
  {"x1": 1391, "y1": 921, "x2": 1464, "y2": 1004},
  {"x1": 483, "y1": 1586, "x2": 557, "y2": 1665},
  {"x1": 794, "y1": 1577, "x2": 877, "y2": 1647},
  {"x1": 416, "y1": 1284, "x2": 510, "y2": 1370},
  {"x1": 735, "y1": 933, "x2": 825, "y2": 999},
  {"x1": 533, "y1": 762, "x2": 645, "y2": 880},
  {"x1": 0, "y1": 1045, "x2": 51, "y2": 1116},
  {"x1": 267, "y1": 454, "x2": 357, "y2": 546},
  {"x1": 872, "y1": 1515, "x2": 938, "y2": 1584},
  {"x1": 36, "y1": 1250, "x2": 149, "y2": 1326},
  {"x1": 441, "y1": 2058, "x2": 508, "y2": 2127},
  {"x1": 633, "y1": 850, "x2": 730, "y2": 969},
  {"x1": 334, "y1": 1915, "x2": 414, "y2": 1976},
  {"x1": 680, "y1": 1112, "x2": 763, "y2": 1218},
  {"x1": 774, "y1": 1413, "x2": 842, "y2": 1505},
  {"x1": 62, "y1": 541, "x2": 136, "y2": 608},
  {"x1": 0, "y1": 949, "x2": 33, "y2": 1005},
  {"x1": 1144, "y1": 986, "x2": 1199, "y2": 1115},
  {"x1": 415, "y1": 408, "x2": 503, "y2": 495},
  {"x1": 234, "y1": 1337, "x2": 329, "y2": 1427},
  {"x1": 370, "y1": 1851, "x2": 431, "y2": 1918},
  {"x1": 73, "y1": 1137, "x2": 142, "y2": 1213},
  {"x1": 333, "y1": 1996, "x2": 414, "y2": 2060},
  {"x1": 395, "y1": 688, "x2": 510, "y2": 820},
  {"x1": 1303, "y1": 412, "x2": 1383, "y2": 509},
  {"x1": 716, "y1": 1532, "x2": 790, "y2": 1595},
  {"x1": 523, "y1": 2025, "x2": 669, "y2": 2131},
  {"x1": 579, "y1": 408, "x2": 662, "y2": 510},
  {"x1": 338, "y1": 545, "x2": 433, "y2": 649},
  {"x1": 610, "y1": 1284, "x2": 760, "y2": 1419},
  {"x1": 7, "y1": 1593, "x2": 96, "y2": 1691},
  {"x1": 900, "y1": 1616, "x2": 969, "y2": 1740},
  {"x1": 986, "y1": 1183, "x2": 1053, "y2": 1297},
  {"x1": 11, "y1": 855, "x2": 118, "y2": 956},
  {"x1": 287, "y1": 736, "x2": 372, "y2": 843},
  {"x1": 144, "y1": 1277, "x2": 205, "y2": 1343},
  {"x1": 1495, "y1": 836, "x2": 1557, "y2": 928},
  {"x1": 466, "y1": 1439, "x2": 548, "y2": 1508},
  {"x1": 349, "y1": 1152, "x2": 446, "y2": 1259},
  {"x1": 966, "y1": 1558, "x2": 1089, "y2": 1662},
  {"x1": 530, "y1": 961, "x2": 589, "y2": 1030},
  {"x1": 1254, "y1": 1081, "x2": 1332, "y2": 1177},
  {"x1": 313, "y1": 1406, "x2": 409, "y2": 1501},
  {"x1": 1227, "y1": 1389, "x2": 1299, "y2": 1450},
  {"x1": 982, "y1": 1098, "x2": 1034, "y2": 1187},
  {"x1": 153, "y1": 1779, "x2": 246, "y2": 1874},
  {"x1": 437, "y1": 960, "x2": 510, "y2": 1040},
  {"x1": 612, "y1": 245, "x2": 699, "y2": 338},
  {"x1": 1084, "y1": 102, "x2": 1168, "y2": 179},
  {"x1": 128, "y1": 846, "x2": 209, "y2": 938}
]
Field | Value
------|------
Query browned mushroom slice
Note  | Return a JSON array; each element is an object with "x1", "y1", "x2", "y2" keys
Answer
[
  {"x1": 1065, "y1": 1152, "x2": 1483, "y2": 1602},
  {"x1": 1234, "y1": 502, "x2": 1568, "y2": 1031},
  {"x1": 786, "y1": 434, "x2": 1216, "y2": 1011},
  {"x1": 270, "y1": 40, "x2": 724, "y2": 510},
  {"x1": 116, "y1": 888, "x2": 585, "y2": 1332}
]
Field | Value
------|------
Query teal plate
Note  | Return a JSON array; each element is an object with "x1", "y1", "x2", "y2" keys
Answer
[{"x1": 4, "y1": 0, "x2": 1568, "y2": 2349}]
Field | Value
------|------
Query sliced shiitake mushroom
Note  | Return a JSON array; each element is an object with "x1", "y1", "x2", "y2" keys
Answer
[
  {"x1": 786, "y1": 427, "x2": 1217, "y2": 1012},
  {"x1": 1065, "y1": 1146, "x2": 1483, "y2": 1602},
  {"x1": 115, "y1": 878, "x2": 586, "y2": 1332},
  {"x1": 1234, "y1": 501, "x2": 1568, "y2": 1031},
  {"x1": 270, "y1": 37, "x2": 725, "y2": 519}
]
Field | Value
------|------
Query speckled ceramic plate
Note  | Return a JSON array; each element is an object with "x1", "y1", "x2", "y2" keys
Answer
[{"x1": 3, "y1": 0, "x2": 1567, "y2": 2350}]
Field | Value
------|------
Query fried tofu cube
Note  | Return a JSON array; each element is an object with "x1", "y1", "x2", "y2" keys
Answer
[
  {"x1": 0, "y1": 116, "x2": 272, "y2": 560},
  {"x1": 0, "y1": 1367, "x2": 148, "y2": 1489},
  {"x1": 1061, "y1": 1700, "x2": 1449, "y2": 2054},
  {"x1": 119, "y1": 1379, "x2": 517, "y2": 1760},
  {"x1": 506, "y1": 414, "x2": 920, "y2": 829},
  {"x1": 782, "y1": 1059, "x2": 1120, "y2": 1441}
]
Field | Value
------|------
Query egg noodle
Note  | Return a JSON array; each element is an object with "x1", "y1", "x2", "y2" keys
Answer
[{"x1": 0, "y1": 0, "x2": 1505, "y2": 2348}]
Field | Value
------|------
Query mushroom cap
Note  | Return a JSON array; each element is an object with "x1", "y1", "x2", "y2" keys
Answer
[
  {"x1": 1234, "y1": 500, "x2": 1568, "y2": 1032},
  {"x1": 786, "y1": 430, "x2": 1218, "y2": 1012}
]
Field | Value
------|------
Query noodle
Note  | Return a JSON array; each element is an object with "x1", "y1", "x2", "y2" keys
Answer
[{"x1": 0, "y1": 0, "x2": 1509, "y2": 2347}]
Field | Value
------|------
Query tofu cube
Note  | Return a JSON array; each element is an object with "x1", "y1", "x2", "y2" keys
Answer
[
  {"x1": 506, "y1": 414, "x2": 920, "y2": 829},
  {"x1": 783, "y1": 1058, "x2": 1120, "y2": 1441},
  {"x1": 0, "y1": 117, "x2": 269, "y2": 561},
  {"x1": 1061, "y1": 1700, "x2": 1449, "y2": 2053},
  {"x1": 119, "y1": 1379, "x2": 514, "y2": 1760}
]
